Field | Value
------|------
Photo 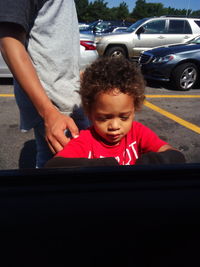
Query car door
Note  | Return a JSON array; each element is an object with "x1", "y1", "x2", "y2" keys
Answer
[
  {"x1": 163, "y1": 19, "x2": 193, "y2": 45},
  {"x1": 133, "y1": 19, "x2": 167, "y2": 57}
]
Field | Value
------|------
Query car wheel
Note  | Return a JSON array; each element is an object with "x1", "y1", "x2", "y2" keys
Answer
[
  {"x1": 171, "y1": 63, "x2": 198, "y2": 91},
  {"x1": 105, "y1": 46, "x2": 126, "y2": 58}
]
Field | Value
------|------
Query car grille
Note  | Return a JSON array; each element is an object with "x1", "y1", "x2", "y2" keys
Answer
[{"x1": 139, "y1": 52, "x2": 153, "y2": 64}]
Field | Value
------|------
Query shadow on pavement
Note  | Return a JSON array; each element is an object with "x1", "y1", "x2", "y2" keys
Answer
[
  {"x1": 145, "y1": 79, "x2": 200, "y2": 91},
  {"x1": 145, "y1": 79, "x2": 173, "y2": 90},
  {"x1": 19, "y1": 140, "x2": 36, "y2": 169},
  {"x1": 0, "y1": 78, "x2": 13, "y2": 85}
]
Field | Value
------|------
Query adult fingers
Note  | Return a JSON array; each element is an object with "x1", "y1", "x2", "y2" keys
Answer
[
  {"x1": 66, "y1": 118, "x2": 79, "y2": 139},
  {"x1": 46, "y1": 130, "x2": 71, "y2": 154}
]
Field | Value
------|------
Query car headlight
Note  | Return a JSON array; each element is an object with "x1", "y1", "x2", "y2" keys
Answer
[{"x1": 152, "y1": 54, "x2": 175, "y2": 63}]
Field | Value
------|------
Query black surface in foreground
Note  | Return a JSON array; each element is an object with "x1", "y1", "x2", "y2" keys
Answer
[{"x1": 0, "y1": 163, "x2": 200, "y2": 266}]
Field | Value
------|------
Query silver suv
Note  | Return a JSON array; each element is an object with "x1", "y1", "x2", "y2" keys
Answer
[{"x1": 95, "y1": 16, "x2": 200, "y2": 61}]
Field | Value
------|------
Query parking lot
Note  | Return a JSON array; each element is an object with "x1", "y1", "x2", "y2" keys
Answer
[{"x1": 0, "y1": 78, "x2": 200, "y2": 170}]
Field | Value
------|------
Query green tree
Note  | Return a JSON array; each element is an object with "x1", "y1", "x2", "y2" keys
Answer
[
  {"x1": 114, "y1": 2, "x2": 129, "y2": 20},
  {"x1": 75, "y1": 0, "x2": 89, "y2": 21},
  {"x1": 108, "y1": 4, "x2": 133, "y2": 22},
  {"x1": 131, "y1": 0, "x2": 148, "y2": 19},
  {"x1": 191, "y1": 10, "x2": 200, "y2": 16},
  {"x1": 145, "y1": 3, "x2": 165, "y2": 17},
  {"x1": 164, "y1": 7, "x2": 191, "y2": 16},
  {"x1": 75, "y1": 0, "x2": 200, "y2": 23},
  {"x1": 86, "y1": 0, "x2": 110, "y2": 21},
  {"x1": 131, "y1": 1, "x2": 168, "y2": 19}
]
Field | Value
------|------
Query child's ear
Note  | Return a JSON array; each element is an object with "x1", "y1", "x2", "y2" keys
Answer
[{"x1": 80, "y1": 70, "x2": 84, "y2": 79}]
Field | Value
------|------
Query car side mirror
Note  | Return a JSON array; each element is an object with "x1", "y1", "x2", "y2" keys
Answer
[{"x1": 136, "y1": 26, "x2": 145, "y2": 35}]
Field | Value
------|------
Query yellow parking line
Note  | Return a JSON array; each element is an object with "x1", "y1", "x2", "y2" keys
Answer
[
  {"x1": 144, "y1": 100, "x2": 200, "y2": 134},
  {"x1": 146, "y1": 94, "x2": 200, "y2": 98},
  {"x1": 1, "y1": 93, "x2": 200, "y2": 134},
  {"x1": 0, "y1": 94, "x2": 14, "y2": 97}
]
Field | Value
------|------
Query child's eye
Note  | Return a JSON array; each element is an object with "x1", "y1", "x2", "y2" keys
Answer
[
  {"x1": 121, "y1": 116, "x2": 129, "y2": 121},
  {"x1": 96, "y1": 117, "x2": 107, "y2": 122}
]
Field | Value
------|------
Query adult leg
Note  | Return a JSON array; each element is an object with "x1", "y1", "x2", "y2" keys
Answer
[{"x1": 33, "y1": 120, "x2": 54, "y2": 168}]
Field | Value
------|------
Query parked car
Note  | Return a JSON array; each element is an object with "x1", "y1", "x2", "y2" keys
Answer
[
  {"x1": 78, "y1": 22, "x2": 90, "y2": 30},
  {"x1": 95, "y1": 16, "x2": 200, "y2": 61},
  {"x1": 139, "y1": 35, "x2": 200, "y2": 91},
  {"x1": 80, "y1": 20, "x2": 131, "y2": 35},
  {"x1": 0, "y1": 33, "x2": 98, "y2": 77},
  {"x1": 79, "y1": 32, "x2": 99, "y2": 70}
]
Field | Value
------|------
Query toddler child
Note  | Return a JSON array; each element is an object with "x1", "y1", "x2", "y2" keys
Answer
[{"x1": 45, "y1": 57, "x2": 185, "y2": 167}]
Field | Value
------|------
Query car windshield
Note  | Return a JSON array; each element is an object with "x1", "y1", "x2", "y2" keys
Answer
[
  {"x1": 189, "y1": 36, "x2": 200, "y2": 44},
  {"x1": 125, "y1": 18, "x2": 150, "y2": 33},
  {"x1": 86, "y1": 20, "x2": 102, "y2": 30}
]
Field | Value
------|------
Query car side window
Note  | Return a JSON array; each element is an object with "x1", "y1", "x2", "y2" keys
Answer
[
  {"x1": 168, "y1": 20, "x2": 192, "y2": 34},
  {"x1": 143, "y1": 20, "x2": 166, "y2": 34},
  {"x1": 194, "y1": 20, "x2": 200, "y2": 28}
]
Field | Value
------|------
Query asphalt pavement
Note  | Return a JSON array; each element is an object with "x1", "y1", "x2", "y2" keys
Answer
[
  {"x1": 0, "y1": 79, "x2": 36, "y2": 169},
  {"x1": 1, "y1": 78, "x2": 200, "y2": 170}
]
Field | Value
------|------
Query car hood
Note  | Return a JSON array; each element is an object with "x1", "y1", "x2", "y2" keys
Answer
[{"x1": 147, "y1": 43, "x2": 200, "y2": 57}]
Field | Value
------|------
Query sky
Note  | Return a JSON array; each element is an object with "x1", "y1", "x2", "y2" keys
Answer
[{"x1": 100, "y1": 0, "x2": 199, "y2": 12}]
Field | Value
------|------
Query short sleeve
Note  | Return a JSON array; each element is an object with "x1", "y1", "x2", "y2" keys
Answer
[
  {"x1": 0, "y1": 0, "x2": 36, "y2": 33},
  {"x1": 134, "y1": 122, "x2": 168, "y2": 153}
]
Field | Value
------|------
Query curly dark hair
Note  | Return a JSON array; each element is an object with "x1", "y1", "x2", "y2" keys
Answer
[{"x1": 80, "y1": 57, "x2": 145, "y2": 114}]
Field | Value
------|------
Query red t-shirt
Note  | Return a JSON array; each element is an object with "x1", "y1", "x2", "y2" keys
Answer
[{"x1": 56, "y1": 121, "x2": 167, "y2": 165}]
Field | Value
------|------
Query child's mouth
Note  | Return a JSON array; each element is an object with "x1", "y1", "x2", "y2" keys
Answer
[{"x1": 107, "y1": 134, "x2": 121, "y2": 141}]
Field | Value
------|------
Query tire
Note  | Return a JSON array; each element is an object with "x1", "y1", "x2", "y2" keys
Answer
[
  {"x1": 105, "y1": 46, "x2": 126, "y2": 58},
  {"x1": 171, "y1": 63, "x2": 198, "y2": 91}
]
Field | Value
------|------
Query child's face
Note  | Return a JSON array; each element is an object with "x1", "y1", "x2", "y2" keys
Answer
[{"x1": 89, "y1": 89, "x2": 135, "y2": 146}]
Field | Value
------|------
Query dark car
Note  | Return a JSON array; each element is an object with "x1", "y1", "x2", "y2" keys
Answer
[
  {"x1": 80, "y1": 20, "x2": 131, "y2": 35},
  {"x1": 139, "y1": 35, "x2": 200, "y2": 91}
]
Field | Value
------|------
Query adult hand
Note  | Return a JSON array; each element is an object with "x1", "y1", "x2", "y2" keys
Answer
[
  {"x1": 0, "y1": 24, "x2": 79, "y2": 154},
  {"x1": 44, "y1": 108, "x2": 79, "y2": 154}
]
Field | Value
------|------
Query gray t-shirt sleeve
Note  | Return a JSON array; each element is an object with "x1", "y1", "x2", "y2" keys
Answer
[{"x1": 0, "y1": 0, "x2": 86, "y2": 131}]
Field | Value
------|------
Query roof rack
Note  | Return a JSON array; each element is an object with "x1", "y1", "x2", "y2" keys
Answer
[{"x1": 160, "y1": 15, "x2": 200, "y2": 19}]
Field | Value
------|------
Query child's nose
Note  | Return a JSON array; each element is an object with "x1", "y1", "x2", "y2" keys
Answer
[{"x1": 108, "y1": 119, "x2": 120, "y2": 131}]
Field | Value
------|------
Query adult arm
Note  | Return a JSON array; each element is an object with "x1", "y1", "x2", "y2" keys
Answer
[{"x1": 0, "y1": 23, "x2": 79, "y2": 153}]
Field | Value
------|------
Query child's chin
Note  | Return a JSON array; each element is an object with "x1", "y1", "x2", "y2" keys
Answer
[
  {"x1": 98, "y1": 134, "x2": 121, "y2": 146},
  {"x1": 104, "y1": 138, "x2": 120, "y2": 146}
]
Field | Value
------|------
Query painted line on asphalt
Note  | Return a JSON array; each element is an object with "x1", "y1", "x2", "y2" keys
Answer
[
  {"x1": 144, "y1": 100, "x2": 200, "y2": 134},
  {"x1": 0, "y1": 94, "x2": 14, "y2": 97},
  {"x1": 1, "y1": 93, "x2": 200, "y2": 134},
  {"x1": 146, "y1": 94, "x2": 200, "y2": 98}
]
